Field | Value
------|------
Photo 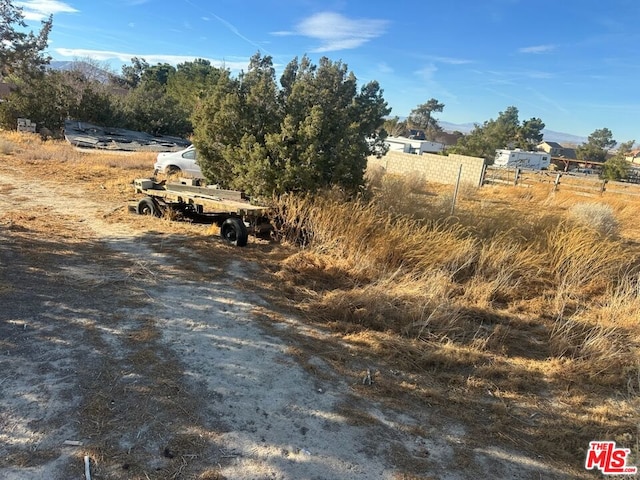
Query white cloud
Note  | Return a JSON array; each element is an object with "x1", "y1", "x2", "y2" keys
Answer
[
  {"x1": 426, "y1": 55, "x2": 473, "y2": 65},
  {"x1": 15, "y1": 1, "x2": 78, "y2": 21},
  {"x1": 54, "y1": 48, "x2": 248, "y2": 71},
  {"x1": 289, "y1": 12, "x2": 388, "y2": 52},
  {"x1": 416, "y1": 64, "x2": 438, "y2": 81},
  {"x1": 377, "y1": 62, "x2": 393, "y2": 74},
  {"x1": 518, "y1": 44, "x2": 556, "y2": 54}
]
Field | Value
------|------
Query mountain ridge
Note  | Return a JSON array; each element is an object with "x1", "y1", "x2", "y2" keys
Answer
[{"x1": 438, "y1": 120, "x2": 588, "y2": 146}]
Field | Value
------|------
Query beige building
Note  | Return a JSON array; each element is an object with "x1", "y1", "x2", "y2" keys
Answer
[{"x1": 537, "y1": 141, "x2": 563, "y2": 156}]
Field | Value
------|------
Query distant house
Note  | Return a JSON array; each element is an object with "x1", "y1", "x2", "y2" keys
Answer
[
  {"x1": 537, "y1": 141, "x2": 577, "y2": 160},
  {"x1": 385, "y1": 136, "x2": 445, "y2": 155},
  {"x1": 538, "y1": 141, "x2": 563, "y2": 156},
  {"x1": 408, "y1": 129, "x2": 426, "y2": 140},
  {"x1": 561, "y1": 147, "x2": 577, "y2": 160},
  {"x1": 625, "y1": 149, "x2": 640, "y2": 164}
]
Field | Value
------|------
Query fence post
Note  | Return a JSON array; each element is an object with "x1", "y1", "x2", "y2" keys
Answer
[
  {"x1": 514, "y1": 167, "x2": 521, "y2": 186},
  {"x1": 479, "y1": 162, "x2": 487, "y2": 187},
  {"x1": 600, "y1": 179, "x2": 607, "y2": 195},
  {"x1": 553, "y1": 173, "x2": 561, "y2": 192},
  {"x1": 451, "y1": 164, "x2": 463, "y2": 215}
]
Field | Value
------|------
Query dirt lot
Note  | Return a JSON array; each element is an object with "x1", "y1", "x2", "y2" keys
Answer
[{"x1": 1, "y1": 150, "x2": 585, "y2": 479}]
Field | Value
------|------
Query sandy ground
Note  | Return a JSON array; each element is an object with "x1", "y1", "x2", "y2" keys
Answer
[{"x1": 0, "y1": 165, "x2": 577, "y2": 479}]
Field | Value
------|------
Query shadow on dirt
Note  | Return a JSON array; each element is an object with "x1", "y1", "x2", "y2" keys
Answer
[{"x1": 0, "y1": 220, "x2": 587, "y2": 479}]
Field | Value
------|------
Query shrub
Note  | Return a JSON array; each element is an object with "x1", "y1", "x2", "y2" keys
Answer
[
  {"x1": 0, "y1": 139, "x2": 16, "y2": 155},
  {"x1": 567, "y1": 202, "x2": 619, "y2": 237}
]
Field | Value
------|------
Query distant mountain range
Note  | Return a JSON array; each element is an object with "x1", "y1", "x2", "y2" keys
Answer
[{"x1": 438, "y1": 120, "x2": 588, "y2": 146}]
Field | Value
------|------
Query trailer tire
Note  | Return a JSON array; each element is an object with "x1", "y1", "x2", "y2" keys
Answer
[
  {"x1": 137, "y1": 197, "x2": 161, "y2": 217},
  {"x1": 220, "y1": 217, "x2": 248, "y2": 247}
]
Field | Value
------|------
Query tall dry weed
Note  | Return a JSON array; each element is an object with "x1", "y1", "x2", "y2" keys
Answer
[
  {"x1": 546, "y1": 223, "x2": 633, "y2": 313},
  {"x1": 550, "y1": 274, "x2": 640, "y2": 387},
  {"x1": 272, "y1": 192, "x2": 478, "y2": 279},
  {"x1": 463, "y1": 233, "x2": 546, "y2": 306}
]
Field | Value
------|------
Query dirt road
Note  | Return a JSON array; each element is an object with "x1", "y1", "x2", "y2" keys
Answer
[{"x1": 0, "y1": 165, "x2": 574, "y2": 479}]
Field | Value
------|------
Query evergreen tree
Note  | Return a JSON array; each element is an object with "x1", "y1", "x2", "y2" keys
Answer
[
  {"x1": 577, "y1": 128, "x2": 617, "y2": 163},
  {"x1": 408, "y1": 98, "x2": 444, "y2": 139},
  {"x1": 451, "y1": 106, "x2": 545, "y2": 160},
  {"x1": 0, "y1": 0, "x2": 52, "y2": 77},
  {"x1": 192, "y1": 53, "x2": 390, "y2": 196}
]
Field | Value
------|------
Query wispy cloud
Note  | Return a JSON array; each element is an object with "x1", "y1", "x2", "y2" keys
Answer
[
  {"x1": 54, "y1": 48, "x2": 248, "y2": 71},
  {"x1": 377, "y1": 62, "x2": 393, "y2": 74},
  {"x1": 15, "y1": 0, "x2": 78, "y2": 21},
  {"x1": 518, "y1": 44, "x2": 556, "y2": 54},
  {"x1": 412, "y1": 63, "x2": 457, "y2": 101},
  {"x1": 277, "y1": 12, "x2": 388, "y2": 53},
  {"x1": 425, "y1": 55, "x2": 473, "y2": 65},
  {"x1": 527, "y1": 87, "x2": 569, "y2": 114},
  {"x1": 479, "y1": 68, "x2": 554, "y2": 85},
  {"x1": 416, "y1": 64, "x2": 438, "y2": 82},
  {"x1": 181, "y1": 0, "x2": 269, "y2": 54}
]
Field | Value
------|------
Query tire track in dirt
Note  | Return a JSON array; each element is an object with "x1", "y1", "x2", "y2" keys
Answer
[
  {"x1": 0, "y1": 169, "x2": 575, "y2": 479},
  {"x1": 0, "y1": 172, "x2": 409, "y2": 479}
]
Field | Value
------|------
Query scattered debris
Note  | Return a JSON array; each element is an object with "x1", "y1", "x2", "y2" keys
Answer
[
  {"x1": 62, "y1": 440, "x2": 83, "y2": 446},
  {"x1": 362, "y1": 368, "x2": 374, "y2": 385},
  {"x1": 83, "y1": 455, "x2": 91, "y2": 480},
  {"x1": 64, "y1": 120, "x2": 190, "y2": 152}
]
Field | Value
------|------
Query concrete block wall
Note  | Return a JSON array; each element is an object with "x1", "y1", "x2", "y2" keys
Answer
[{"x1": 368, "y1": 151, "x2": 486, "y2": 186}]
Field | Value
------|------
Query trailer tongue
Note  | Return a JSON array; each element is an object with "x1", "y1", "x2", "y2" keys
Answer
[{"x1": 132, "y1": 178, "x2": 271, "y2": 246}]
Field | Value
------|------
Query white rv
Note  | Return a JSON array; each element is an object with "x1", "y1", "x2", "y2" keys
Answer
[{"x1": 494, "y1": 149, "x2": 550, "y2": 170}]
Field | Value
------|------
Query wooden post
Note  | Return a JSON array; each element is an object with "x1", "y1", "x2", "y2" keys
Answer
[
  {"x1": 479, "y1": 162, "x2": 487, "y2": 187},
  {"x1": 600, "y1": 179, "x2": 607, "y2": 195},
  {"x1": 553, "y1": 173, "x2": 561, "y2": 192},
  {"x1": 451, "y1": 164, "x2": 463, "y2": 215},
  {"x1": 514, "y1": 167, "x2": 521, "y2": 186}
]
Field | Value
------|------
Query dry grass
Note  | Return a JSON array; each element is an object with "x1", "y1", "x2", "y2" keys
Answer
[
  {"x1": 3, "y1": 131, "x2": 639, "y2": 475},
  {"x1": 0, "y1": 130, "x2": 154, "y2": 183},
  {"x1": 271, "y1": 172, "x2": 640, "y2": 469}
]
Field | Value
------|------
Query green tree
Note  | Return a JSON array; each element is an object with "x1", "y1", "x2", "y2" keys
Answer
[
  {"x1": 121, "y1": 57, "x2": 149, "y2": 88},
  {"x1": 0, "y1": 71, "x2": 72, "y2": 132},
  {"x1": 167, "y1": 59, "x2": 224, "y2": 112},
  {"x1": 119, "y1": 79, "x2": 190, "y2": 136},
  {"x1": 0, "y1": 67, "x2": 124, "y2": 133},
  {"x1": 601, "y1": 139, "x2": 634, "y2": 180},
  {"x1": 451, "y1": 106, "x2": 545, "y2": 160},
  {"x1": 192, "y1": 53, "x2": 390, "y2": 196},
  {"x1": 0, "y1": 0, "x2": 52, "y2": 77},
  {"x1": 576, "y1": 128, "x2": 617, "y2": 163},
  {"x1": 408, "y1": 98, "x2": 444, "y2": 140},
  {"x1": 516, "y1": 117, "x2": 545, "y2": 150}
]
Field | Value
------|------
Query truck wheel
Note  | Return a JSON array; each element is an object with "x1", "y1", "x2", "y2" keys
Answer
[
  {"x1": 220, "y1": 217, "x2": 248, "y2": 247},
  {"x1": 137, "y1": 197, "x2": 161, "y2": 217}
]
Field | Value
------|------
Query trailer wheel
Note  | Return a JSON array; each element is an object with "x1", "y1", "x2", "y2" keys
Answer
[
  {"x1": 137, "y1": 197, "x2": 161, "y2": 217},
  {"x1": 220, "y1": 217, "x2": 248, "y2": 247}
]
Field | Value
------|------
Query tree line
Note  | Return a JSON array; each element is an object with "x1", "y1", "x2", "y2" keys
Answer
[{"x1": 1, "y1": 1, "x2": 635, "y2": 193}]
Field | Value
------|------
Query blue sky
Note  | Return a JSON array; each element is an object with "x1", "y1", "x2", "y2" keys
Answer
[{"x1": 15, "y1": 0, "x2": 640, "y2": 143}]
